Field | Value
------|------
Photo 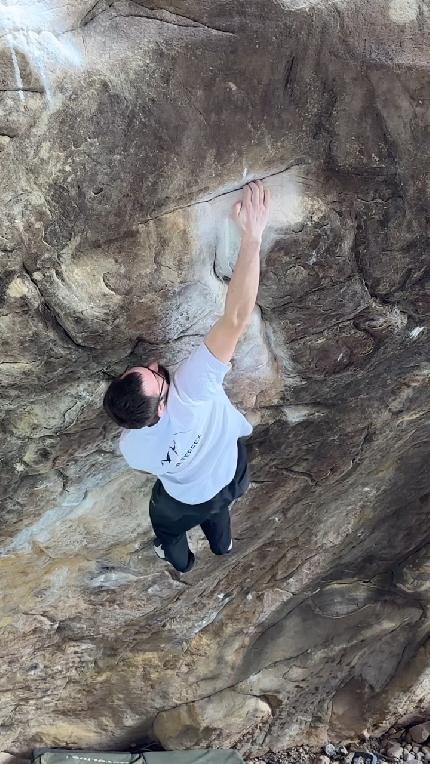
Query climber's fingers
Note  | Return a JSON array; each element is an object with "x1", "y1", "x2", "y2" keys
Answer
[
  {"x1": 233, "y1": 181, "x2": 270, "y2": 222},
  {"x1": 232, "y1": 200, "x2": 242, "y2": 219},
  {"x1": 255, "y1": 179, "x2": 264, "y2": 206},
  {"x1": 243, "y1": 183, "x2": 253, "y2": 210},
  {"x1": 264, "y1": 186, "x2": 272, "y2": 208}
]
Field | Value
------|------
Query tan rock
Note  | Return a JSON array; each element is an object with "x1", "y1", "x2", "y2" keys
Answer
[
  {"x1": 153, "y1": 689, "x2": 271, "y2": 749},
  {"x1": 1, "y1": 0, "x2": 430, "y2": 756},
  {"x1": 0, "y1": 755, "x2": 31, "y2": 764}
]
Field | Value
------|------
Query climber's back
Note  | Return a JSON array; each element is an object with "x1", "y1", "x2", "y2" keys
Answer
[{"x1": 119, "y1": 341, "x2": 252, "y2": 504}]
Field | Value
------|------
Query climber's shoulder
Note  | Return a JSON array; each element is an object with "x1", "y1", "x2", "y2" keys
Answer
[{"x1": 173, "y1": 340, "x2": 230, "y2": 402}]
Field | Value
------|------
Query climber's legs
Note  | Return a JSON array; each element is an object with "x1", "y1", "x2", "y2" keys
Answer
[
  {"x1": 200, "y1": 507, "x2": 232, "y2": 555},
  {"x1": 149, "y1": 438, "x2": 249, "y2": 570},
  {"x1": 152, "y1": 533, "x2": 195, "y2": 572}
]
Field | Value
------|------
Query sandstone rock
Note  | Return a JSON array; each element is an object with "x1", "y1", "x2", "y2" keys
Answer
[
  {"x1": 410, "y1": 726, "x2": 430, "y2": 745},
  {"x1": 0, "y1": 755, "x2": 31, "y2": 764},
  {"x1": 1, "y1": 0, "x2": 430, "y2": 756},
  {"x1": 386, "y1": 743, "x2": 404, "y2": 759},
  {"x1": 153, "y1": 689, "x2": 272, "y2": 749}
]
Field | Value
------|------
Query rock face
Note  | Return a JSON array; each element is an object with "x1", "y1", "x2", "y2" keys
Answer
[
  {"x1": 153, "y1": 690, "x2": 272, "y2": 750},
  {"x1": 1, "y1": 0, "x2": 430, "y2": 755}
]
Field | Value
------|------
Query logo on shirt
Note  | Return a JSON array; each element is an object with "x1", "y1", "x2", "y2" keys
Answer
[
  {"x1": 161, "y1": 440, "x2": 178, "y2": 466},
  {"x1": 175, "y1": 435, "x2": 201, "y2": 467}
]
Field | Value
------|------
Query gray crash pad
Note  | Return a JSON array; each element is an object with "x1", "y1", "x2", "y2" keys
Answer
[{"x1": 33, "y1": 750, "x2": 245, "y2": 764}]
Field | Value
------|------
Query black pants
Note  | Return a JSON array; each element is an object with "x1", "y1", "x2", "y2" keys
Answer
[{"x1": 149, "y1": 438, "x2": 250, "y2": 572}]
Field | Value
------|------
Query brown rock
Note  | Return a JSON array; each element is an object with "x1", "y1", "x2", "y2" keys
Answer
[
  {"x1": 153, "y1": 689, "x2": 272, "y2": 749},
  {"x1": 1, "y1": 0, "x2": 430, "y2": 756}
]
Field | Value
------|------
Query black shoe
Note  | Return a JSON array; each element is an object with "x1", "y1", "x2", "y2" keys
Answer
[
  {"x1": 182, "y1": 551, "x2": 195, "y2": 572},
  {"x1": 153, "y1": 539, "x2": 195, "y2": 573}
]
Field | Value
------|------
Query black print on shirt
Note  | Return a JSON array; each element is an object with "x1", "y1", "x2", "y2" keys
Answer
[
  {"x1": 175, "y1": 435, "x2": 201, "y2": 467},
  {"x1": 161, "y1": 440, "x2": 178, "y2": 466}
]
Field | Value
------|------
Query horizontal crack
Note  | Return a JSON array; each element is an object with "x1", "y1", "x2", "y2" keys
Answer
[
  {"x1": 0, "y1": 87, "x2": 43, "y2": 94},
  {"x1": 115, "y1": 11, "x2": 235, "y2": 34},
  {"x1": 137, "y1": 3, "x2": 235, "y2": 34},
  {"x1": 283, "y1": 467, "x2": 316, "y2": 486},
  {"x1": 139, "y1": 159, "x2": 310, "y2": 226},
  {"x1": 62, "y1": 0, "x2": 236, "y2": 36}
]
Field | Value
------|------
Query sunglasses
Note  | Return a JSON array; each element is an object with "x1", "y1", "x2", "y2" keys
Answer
[{"x1": 143, "y1": 365, "x2": 170, "y2": 402}]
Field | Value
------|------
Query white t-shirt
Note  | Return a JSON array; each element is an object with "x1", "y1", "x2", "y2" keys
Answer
[{"x1": 119, "y1": 342, "x2": 252, "y2": 504}]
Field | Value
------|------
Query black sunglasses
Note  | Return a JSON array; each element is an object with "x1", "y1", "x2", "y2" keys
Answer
[{"x1": 143, "y1": 365, "x2": 170, "y2": 402}]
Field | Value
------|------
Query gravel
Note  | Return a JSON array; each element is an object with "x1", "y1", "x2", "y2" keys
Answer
[{"x1": 249, "y1": 725, "x2": 430, "y2": 764}]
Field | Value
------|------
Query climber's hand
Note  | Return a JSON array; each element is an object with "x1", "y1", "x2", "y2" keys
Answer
[{"x1": 232, "y1": 180, "x2": 271, "y2": 242}]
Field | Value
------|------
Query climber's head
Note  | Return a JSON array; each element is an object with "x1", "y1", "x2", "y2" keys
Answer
[{"x1": 103, "y1": 361, "x2": 170, "y2": 429}]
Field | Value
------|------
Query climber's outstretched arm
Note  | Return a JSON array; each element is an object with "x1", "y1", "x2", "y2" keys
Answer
[{"x1": 205, "y1": 181, "x2": 271, "y2": 365}]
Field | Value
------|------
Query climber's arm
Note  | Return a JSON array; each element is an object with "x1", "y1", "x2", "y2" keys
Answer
[
  {"x1": 204, "y1": 235, "x2": 261, "y2": 364},
  {"x1": 205, "y1": 181, "x2": 271, "y2": 365}
]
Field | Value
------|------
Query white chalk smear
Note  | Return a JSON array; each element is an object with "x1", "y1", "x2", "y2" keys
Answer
[
  {"x1": 389, "y1": 0, "x2": 419, "y2": 24},
  {"x1": 0, "y1": 0, "x2": 83, "y2": 104},
  {"x1": 410, "y1": 326, "x2": 424, "y2": 340},
  {"x1": 196, "y1": 164, "x2": 305, "y2": 265},
  {"x1": 276, "y1": 0, "x2": 345, "y2": 9},
  {"x1": 283, "y1": 405, "x2": 324, "y2": 424}
]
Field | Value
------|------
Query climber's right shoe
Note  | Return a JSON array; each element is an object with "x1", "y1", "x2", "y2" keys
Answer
[
  {"x1": 153, "y1": 538, "x2": 166, "y2": 560},
  {"x1": 153, "y1": 538, "x2": 195, "y2": 573}
]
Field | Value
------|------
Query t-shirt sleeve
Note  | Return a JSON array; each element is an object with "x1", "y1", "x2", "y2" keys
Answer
[
  {"x1": 119, "y1": 430, "x2": 134, "y2": 464},
  {"x1": 173, "y1": 342, "x2": 231, "y2": 402},
  {"x1": 119, "y1": 429, "x2": 143, "y2": 470}
]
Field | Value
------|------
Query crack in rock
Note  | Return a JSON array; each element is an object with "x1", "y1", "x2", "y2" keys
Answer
[{"x1": 62, "y1": 0, "x2": 236, "y2": 35}]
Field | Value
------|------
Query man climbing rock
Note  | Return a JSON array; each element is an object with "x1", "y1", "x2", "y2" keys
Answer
[{"x1": 103, "y1": 181, "x2": 271, "y2": 572}]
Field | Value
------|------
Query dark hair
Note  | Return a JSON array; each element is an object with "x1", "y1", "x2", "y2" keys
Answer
[{"x1": 103, "y1": 372, "x2": 160, "y2": 429}]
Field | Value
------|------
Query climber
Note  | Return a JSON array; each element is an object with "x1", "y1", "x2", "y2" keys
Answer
[{"x1": 103, "y1": 181, "x2": 271, "y2": 572}]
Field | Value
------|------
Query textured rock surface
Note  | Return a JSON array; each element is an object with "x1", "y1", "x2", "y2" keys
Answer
[
  {"x1": 1, "y1": 0, "x2": 430, "y2": 755},
  {"x1": 153, "y1": 690, "x2": 272, "y2": 750}
]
